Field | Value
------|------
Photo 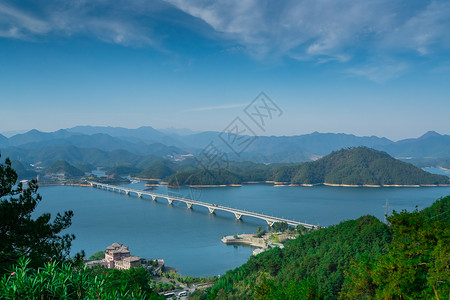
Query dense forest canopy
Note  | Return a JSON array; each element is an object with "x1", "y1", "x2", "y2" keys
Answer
[
  {"x1": 197, "y1": 195, "x2": 450, "y2": 299},
  {"x1": 169, "y1": 147, "x2": 449, "y2": 186},
  {"x1": 284, "y1": 147, "x2": 449, "y2": 185},
  {"x1": 44, "y1": 160, "x2": 85, "y2": 177}
]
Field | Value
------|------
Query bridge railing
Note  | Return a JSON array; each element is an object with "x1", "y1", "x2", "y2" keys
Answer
[{"x1": 88, "y1": 182, "x2": 316, "y2": 228}]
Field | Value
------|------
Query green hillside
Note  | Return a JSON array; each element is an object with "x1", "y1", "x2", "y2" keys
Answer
[
  {"x1": 199, "y1": 195, "x2": 450, "y2": 299},
  {"x1": 167, "y1": 147, "x2": 449, "y2": 186},
  {"x1": 281, "y1": 147, "x2": 449, "y2": 185},
  {"x1": 44, "y1": 160, "x2": 85, "y2": 178},
  {"x1": 167, "y1": 168, "x2": 242, "y2": 186},
  {"x1": 106, "y1": 165, "x2": 142, "y2": 176},
  {"x1": 11, "y1": 160, "x2": 37, "y2": 180},
  {"x1": 136, "y1": 161, "x2": 177, "y2": 179}
]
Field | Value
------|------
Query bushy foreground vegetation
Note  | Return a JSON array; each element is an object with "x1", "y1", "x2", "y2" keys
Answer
[
  {"x1": 0, "y1": 154, "x2": 76, "y2": 274},
  {"x1": 195, "y1": 195, "x2": 450, "y2": 299},
  {"x1": 0, "y1": 154, "x2": 163, "y2": 299},
  {"x1": 0, "y1": 258, "x2": 162, "y2": 299}
]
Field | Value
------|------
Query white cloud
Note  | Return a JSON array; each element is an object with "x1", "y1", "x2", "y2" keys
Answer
[
  {"x1": 346, "y1": 61, "x2": 409, "y2": 83},
  {"x1": 1, "y1": 0, "x2": 449, "y2": 82},
  {"x1": 0, "y1": 3, "x2": 50, "y2": 38},
  {"x1": 0, "y1": 1, "x2": 162, "y2": 46},
  {"x1": 165, "y1": 0, "x2": 450, "y2": 64},
  {"x1": 381, "y1": 1, "x2": 450, "y2": 56}
]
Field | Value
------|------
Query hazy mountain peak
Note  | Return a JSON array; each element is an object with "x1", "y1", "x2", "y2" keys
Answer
[
  {"x1": 419, "y1": 130, "x2": 441, "y2": 139},
  {"x1": 158, "y1": 127, "x2": 199, "y2": 136},
  {"x1": 27, "y1": 129, "x2": 42, "y2": 134}
]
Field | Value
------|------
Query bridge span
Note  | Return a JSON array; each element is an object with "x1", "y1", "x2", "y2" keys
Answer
[{"x1": 87, "y1": 181, "x2": 317, "y2": 229}]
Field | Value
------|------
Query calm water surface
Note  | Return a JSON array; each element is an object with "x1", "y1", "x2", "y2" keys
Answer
[{"x1": 35, "y1": 179, "x2": 450, "y2": 276}]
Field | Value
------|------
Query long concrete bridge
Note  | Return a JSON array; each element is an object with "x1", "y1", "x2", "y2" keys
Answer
[{"x1": 87, "y1": 181, "x2": 317, "y2": 229}]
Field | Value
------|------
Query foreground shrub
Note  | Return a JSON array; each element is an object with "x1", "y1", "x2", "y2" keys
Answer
[{"x1": 0, "y1": 258, "x2": 162, "y2": 299}]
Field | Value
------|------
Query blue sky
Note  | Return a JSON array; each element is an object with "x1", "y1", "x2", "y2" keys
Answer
[{"x1": 0, "y1": 0, "x2": 449, "y2": 140}]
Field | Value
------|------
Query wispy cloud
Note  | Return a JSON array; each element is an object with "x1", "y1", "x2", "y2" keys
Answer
[
  {"x1": 184, "y1": 103, "x2": 246, "y2": 112},
  {"x1": 346, "y1": 61, "x2": 409, "y2": 83},
  {"x1": 1, "y1": 0, "x2": 449, "y2": 82},
  {"x1": 166, "y1": 0, "x2": 450, "y2": 73},
  {"x1": 0, "y1": 1, "x2": 166, "y2": 46},
  {"x1": 0, "y1": 3, "x2": 50, "y2": 38}
]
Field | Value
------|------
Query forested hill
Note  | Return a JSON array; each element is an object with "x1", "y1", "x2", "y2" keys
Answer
[
  {"x1": 199, "y1": 195, "x2": 450, "y2": 299},
  {"x1": 44, "y1": 160, "x2": 84, "y2": 178},
  {"x1": 273, "y1": 147, "x2": 449, "y2": 185},
  {"x1": 167, "y1": 147, "x2": 449, "y2": 186}
]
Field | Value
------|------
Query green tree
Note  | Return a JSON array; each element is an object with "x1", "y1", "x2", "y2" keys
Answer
[
  {"x1": 340, "y1": 196, "x2": 450, "y2": 299},
  {"x1": 88, "y1": 251, "x2": 105, "y2": 260},
  {"x1": 0, "y1": 155, "x2": 75, "y2": 274},
  {"x1": 371, "y1": 204, "x2": 450, "y2": 299}
]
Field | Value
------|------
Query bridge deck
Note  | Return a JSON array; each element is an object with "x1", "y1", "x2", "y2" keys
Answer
[{"x1": 87, "y1": 181, "x2": 316, "y2": 229}]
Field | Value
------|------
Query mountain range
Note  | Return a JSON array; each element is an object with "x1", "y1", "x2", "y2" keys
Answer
[{"x1": 0, "y1": 126, "x2": 449, "y2": 168}]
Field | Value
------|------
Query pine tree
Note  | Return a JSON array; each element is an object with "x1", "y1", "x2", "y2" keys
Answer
[{"x1": 0, "y1": 154, "x2": 75, "y2": 274}]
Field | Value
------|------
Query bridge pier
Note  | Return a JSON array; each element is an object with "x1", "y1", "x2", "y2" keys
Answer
[
  {"x1": 86, "y1": 182, "x2": 317, "y2": 230},
  {"x1": 266, "y1": 220, "x2": 274, "y2": 227}
]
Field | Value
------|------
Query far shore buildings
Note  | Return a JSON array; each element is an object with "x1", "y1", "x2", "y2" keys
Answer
[{"x1": 88, "y1": 242, "x2": 142, "y2": 270}]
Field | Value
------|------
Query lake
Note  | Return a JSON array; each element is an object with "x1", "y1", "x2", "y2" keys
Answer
[{"x1": 35, "y1": 178, "x2": 450, "y2": 277}]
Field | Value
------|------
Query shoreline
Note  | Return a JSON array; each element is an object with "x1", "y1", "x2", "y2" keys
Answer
[
  {"x1": 221, "y1": 234, "x2": 266, "y2": 249},
  {"x1": 37, "y1": 182, "x2": 92, "y2": 187},
  {"x1": 38, "y1": 181, "x2": 450, "y2": 189},
  {"x1": 171, "y1": 182, "x2": 450, "y2": 188},
  {"x1": 130, "y1": 177, "x2": 162, "y2": 181},
  {"x1": 438, "y1": 166, "x2": 450, "y2": 173},
  {"x1": 221, "y1": 233, "x2": 296, "y2": 255}
]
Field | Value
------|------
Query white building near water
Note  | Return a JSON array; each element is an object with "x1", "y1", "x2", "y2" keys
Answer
[{"x1": 87, "y1": 242, "x2": 142, "y2": 270}]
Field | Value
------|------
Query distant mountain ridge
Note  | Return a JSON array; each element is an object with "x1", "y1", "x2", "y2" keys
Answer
[
  {"x1": 66, "y1": 125, "x2": 182, "y2": 146},
  {"x1": 0, "y1": 127, "x2": 449, "y2": 166},
  {"x1": 0, "y1": 145, "x2": 164, "y2": 168},
  {"x1": 377, "y1": 131, "x2": 450, "y2": 158}
]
